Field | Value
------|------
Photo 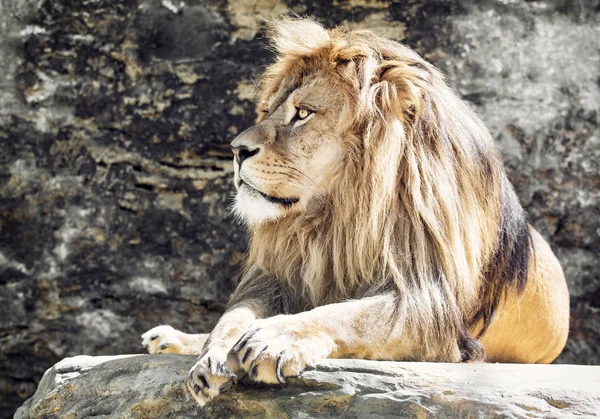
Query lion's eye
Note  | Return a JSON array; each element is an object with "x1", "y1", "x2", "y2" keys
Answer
[
  {"x1": 297, "y1": 108, "x2": 310, "y2": 119},
  {"x1": 290, "y1": 107, "x2": 314, "y2": 126}
]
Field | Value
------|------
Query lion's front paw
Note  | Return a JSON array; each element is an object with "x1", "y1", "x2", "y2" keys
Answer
[
  {"x1": 229, "y1": 316, "x2": 335, "y2": 384},
  {"x1": 142, "y1": 325, "x2": 186, "y2": 354},
  {"x1": 186, "y1": 349, "x2": 238, "y2": 406}
]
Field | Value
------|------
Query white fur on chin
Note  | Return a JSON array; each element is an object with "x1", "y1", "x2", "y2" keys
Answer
[{"x1": 233, "y1": 184, "x2": 285, "y2": 225}]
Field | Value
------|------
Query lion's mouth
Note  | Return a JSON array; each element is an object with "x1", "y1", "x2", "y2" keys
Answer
[{"x1": 238, "y1": 179, "x2": 299, "y2": 207}]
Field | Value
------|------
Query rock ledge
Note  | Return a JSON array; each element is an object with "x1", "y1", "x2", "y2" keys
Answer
[{"x1": 15, "y1": 355, "x2": 600, "y2": 418}]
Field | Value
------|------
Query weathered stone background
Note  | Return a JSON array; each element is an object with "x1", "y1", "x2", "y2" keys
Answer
[{"x1": 0, "y1": 0, "x2": 598, "y2": 416}]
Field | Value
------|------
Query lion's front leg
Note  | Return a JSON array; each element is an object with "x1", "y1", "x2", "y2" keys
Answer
[
  {"x1": 185, "y1": 304, "x2": 261, "y2": 406},
  {"x1": 230, "y1": 294, "x2": 419, "y2": 384},
  {"x1": 142, "y1": 325, "x2": 208, "y2": 355}
]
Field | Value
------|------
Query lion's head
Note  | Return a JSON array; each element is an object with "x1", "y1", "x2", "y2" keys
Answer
[
  {"x1": 230, "y1": 18, "x2": 530, "y2": 357},
  {"x1": 232, "y1": 20, "x2": 432, "y2": 226},
  {"x1": 232, "y1": 69, "x2": 346, "y2": 225}
]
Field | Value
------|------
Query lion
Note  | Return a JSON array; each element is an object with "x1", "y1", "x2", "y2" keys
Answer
[{"x1": 142, "y1": 18, "x2": 570, "y2": 406}]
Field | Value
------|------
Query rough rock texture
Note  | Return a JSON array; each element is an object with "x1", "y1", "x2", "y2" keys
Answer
[
  {"x1": 15, "y1": 355, "x2": 600, "y2": 419},
  {"x1": 0, "y1": 0, "x2": 598, "y2": 416}
]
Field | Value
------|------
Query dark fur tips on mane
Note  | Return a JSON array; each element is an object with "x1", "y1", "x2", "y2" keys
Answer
[{"x1": 473, "y1": 179, "x2": 532, "y2": 338}]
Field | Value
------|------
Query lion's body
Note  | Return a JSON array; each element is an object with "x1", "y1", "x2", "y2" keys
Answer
[
  {"x1": 143, "y1": 18, "x2": 570, "y2": 406},
  {"x1": 478, "y1": 227, "x2": 570, "y2": 363},
  {"x1": 144, "y1": 230, "x2": 570, "y2": 364}
]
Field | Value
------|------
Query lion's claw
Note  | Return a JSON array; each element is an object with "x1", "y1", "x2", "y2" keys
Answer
[
  {"x1": 186, "y1": 350, "x2": 238, "y2": 406},
  {"x1": 275, "y1": 356, "x2": 286, "y2": 384}
]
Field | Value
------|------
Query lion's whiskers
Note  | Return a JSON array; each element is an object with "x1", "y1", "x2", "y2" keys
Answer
[{"x1": 284, "y1": 167, "x2": 333, "y2": 210}]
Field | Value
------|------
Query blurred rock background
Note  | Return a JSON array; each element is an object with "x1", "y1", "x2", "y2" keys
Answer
[{"x1": 0, "y1": 0, "x2": 598, "y2": 416}]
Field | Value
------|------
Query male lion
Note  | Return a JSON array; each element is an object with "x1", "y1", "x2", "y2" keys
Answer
[{"x1": 142, "y1": 18, "x2": 570, "y2": 406}]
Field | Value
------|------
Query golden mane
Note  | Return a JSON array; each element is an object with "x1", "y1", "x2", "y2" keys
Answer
[{"x1": 229, "y1": 18, "x2": 531, "y2": 361}]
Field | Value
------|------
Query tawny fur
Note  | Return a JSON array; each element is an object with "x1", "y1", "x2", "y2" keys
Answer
[{"x1": 143, "y1": 18, "x2": 570, "y2": 406}]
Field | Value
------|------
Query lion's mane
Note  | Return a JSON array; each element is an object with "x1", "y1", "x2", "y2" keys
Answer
[{"x1": 229, "y1": 19, "x2": 531, "y2": 361}]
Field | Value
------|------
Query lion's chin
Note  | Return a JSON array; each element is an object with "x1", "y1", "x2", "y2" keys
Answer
[{"x1": 233, "y1": 183, "x2": 291, "y2": 225}]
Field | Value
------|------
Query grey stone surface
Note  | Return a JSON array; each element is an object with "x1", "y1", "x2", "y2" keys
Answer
[
  {"x1": 15, "y1": 355, "x2": 600, "y2": 419},
  {"x1": 1, "y1": 0, "x2": 598, "y2": 417}
]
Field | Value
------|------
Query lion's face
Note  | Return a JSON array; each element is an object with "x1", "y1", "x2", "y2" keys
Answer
[{"x1": 232, "y1": 73, "x2": 346, "y2": 225}]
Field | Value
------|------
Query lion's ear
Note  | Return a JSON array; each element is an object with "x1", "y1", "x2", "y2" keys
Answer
[{"x1": 370, "y1": 61, "x2": 431, "y2": 119}]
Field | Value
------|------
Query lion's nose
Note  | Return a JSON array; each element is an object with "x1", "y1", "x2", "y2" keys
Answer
[
  {"x1": 232, "y1": 144, "x2": 260, "y2": 166},
  {"x1": 231, "y1": 123, "x2": 275, "y2": 165}
]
